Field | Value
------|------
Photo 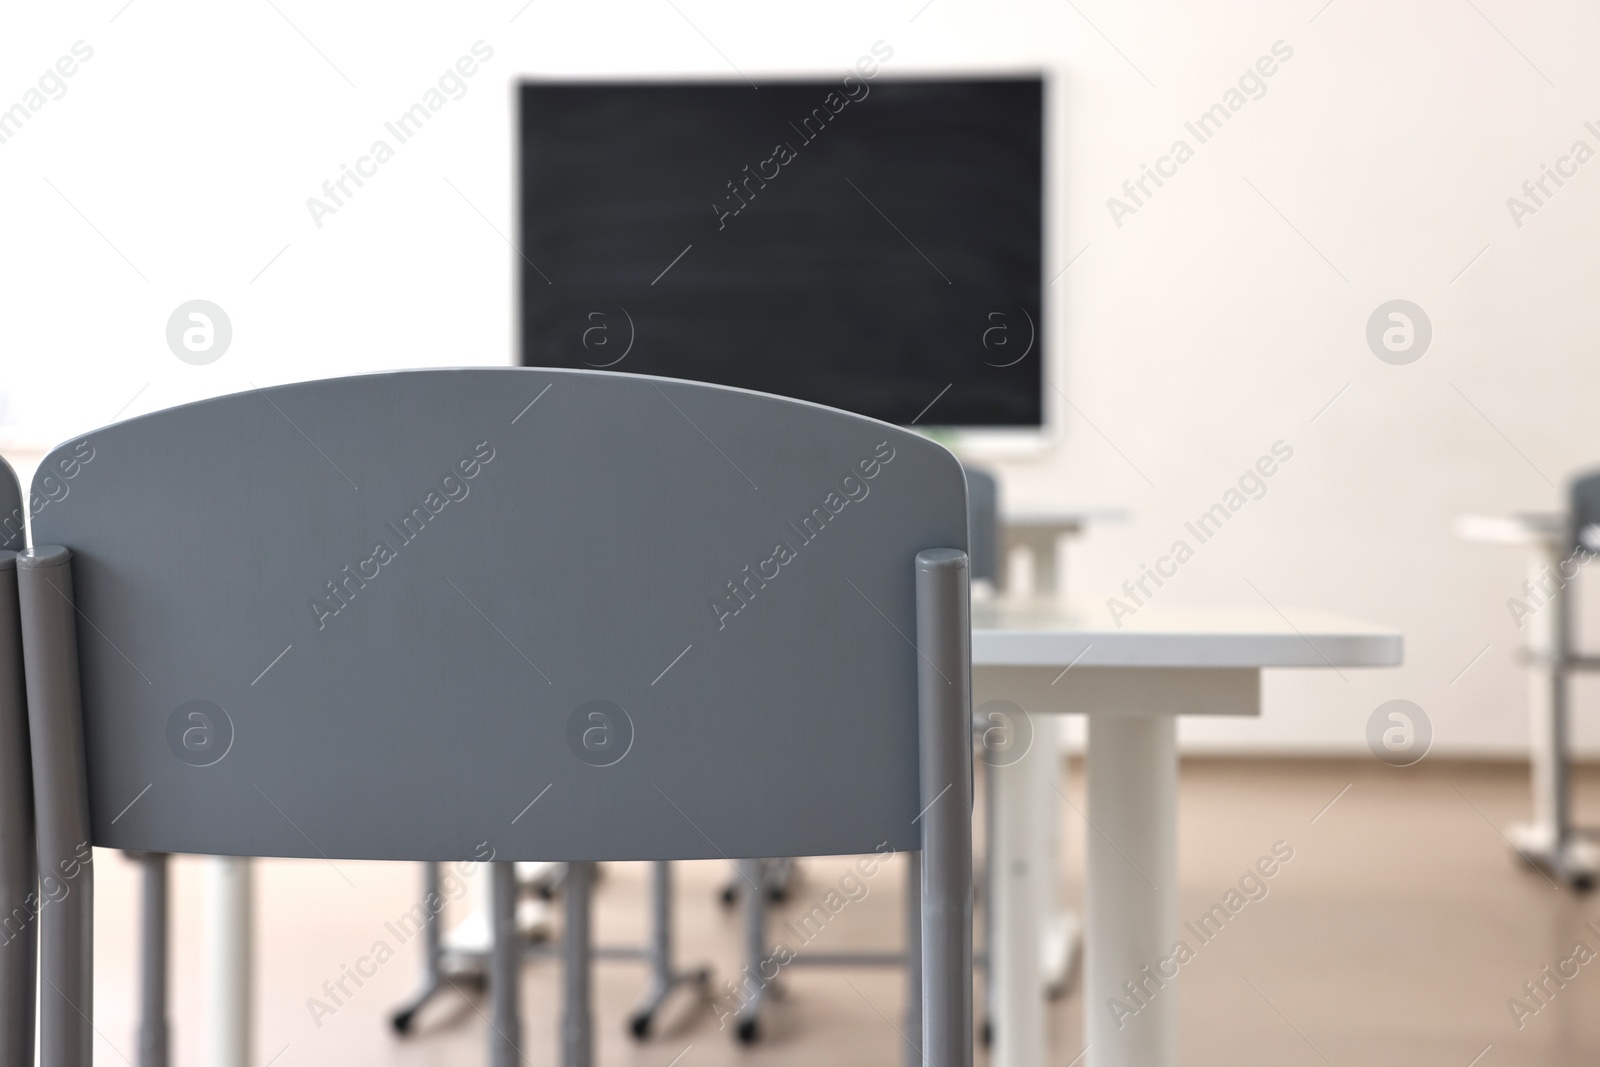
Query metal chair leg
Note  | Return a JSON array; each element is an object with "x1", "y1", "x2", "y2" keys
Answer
[
  {"x1": 903, "y1": 850, "x2": 923, "y2": 1067},
  {"x1": 733, "y1": 858, "x2": 766, "y2": 1044},
  {"x1": 390, "y1": 862, "x2": 449, "y2": 1035},
  {"x1": 627, "y1": 861, "x2": 710, "y2": 1039},
  {"x1": 136, "y1": 852, "x2": 169, "y2": 1067},
  {"x1": 563, "y1": 861, "x2": 594, "y2": 1067},
  {"x1": 489, "y1": 861, "x2": 522, "y2": 1067}
]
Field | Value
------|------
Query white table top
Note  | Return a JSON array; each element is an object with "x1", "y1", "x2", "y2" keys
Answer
[
  {"x1": 1001, "y1": 507, "x2": 1129, "y2": 531},
  {"x1": 1454, "y1": 512, "x2": 1564, "y2": 547},
  {"x1": 971, "y1": 598, "x2": 1402, "y2": 669}
]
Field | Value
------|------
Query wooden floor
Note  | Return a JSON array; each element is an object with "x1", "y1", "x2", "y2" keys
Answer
[{"x1": 85, "y1": 758, "x2": 1600, "y2": 1066}]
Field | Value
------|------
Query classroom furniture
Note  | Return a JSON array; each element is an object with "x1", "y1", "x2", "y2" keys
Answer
[
  {"x1": 998, "y1": 507, "x2": 1126, "y2": 599},
  {"x1": 987, "y1": 502, "x2": 1125, "y2": 1009},
  {"x1": 973, "y1": 600, "x2": 1401, "y2": 1067},
  {"x1": 1457, "y1": 501, "x2": 1600, "y2": 889},
  {"x1": 12, "y1": 368, "x2": 975, "y2": 1067},
  {"x1": 389, "y1": 859, "x2": 706, "y2": 1039},
  {"x1": 728, "y1": 471, "x2": 1124, "y2": 1049},
  {"x1": 0, "y1": 457, "x2": 31, "y2": 1067},
  {"x1": 727, "y1": 464, "x2": 1003, "y2": 1052}
]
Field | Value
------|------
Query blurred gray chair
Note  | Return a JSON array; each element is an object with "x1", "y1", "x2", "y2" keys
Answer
[
  {"x1": 728, "y1": 461, "x2": 999, "y2": 1053},
  {"x1": 1571, "y1": 470, "x2": 1600, "y2": 558},
  {"x1": 0, "y1": 456, "x2": 33, "y2": 1067},
  {"x1": 963, "y1": 465, "x2": 1000, "y2": 591},
  {"x1": 15, "y1": 369, "x2": 975, "y2": 1067}
]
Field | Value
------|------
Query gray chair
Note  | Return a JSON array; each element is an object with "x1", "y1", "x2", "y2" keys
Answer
[
  {"x1": 14, "y1": 368, "x2": 975, "y2": 1067},
  {"x1": 963, "y1": 465, "x2": 1000, "y2": 590},
  {"x1": 0, "y1": 456, "x2": 34, "y2": 1067},
  {"x1": 730, "y1": 459, "x2": 1002, "y2": 1050}
]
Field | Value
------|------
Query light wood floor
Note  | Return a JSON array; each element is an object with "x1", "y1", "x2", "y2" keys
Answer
[{"x1": 84, "y1": 758, "x2": 1600, "y2": 1066}]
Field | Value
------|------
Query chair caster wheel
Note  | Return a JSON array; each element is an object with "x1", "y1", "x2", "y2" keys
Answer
[
  {"x1": 1574, "y1": 873, "x2": 1595, "y2": 893},
  {"x1": 767, "y1": 886, "x2": 787, "y2": 903},
  {"x1": 981, "y1": 1018, "x2": 992, "y2": 1046},
  {"x1": 720, "y1": 885, "x2": 738, "y2": 906},
  {"x1": 628, "y1": 1011, "x2": 651, "y2": 1040},
  {"x1": 390, "y1": 1008, "x2": 415, "y2": 1036},
  {"x1": 735, "y1": 1017, "x2": 759, "y2": 1044}
]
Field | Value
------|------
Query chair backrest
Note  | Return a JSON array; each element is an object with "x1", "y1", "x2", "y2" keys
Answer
[
  {"x1": 0, "y1": 457, "x2": 21, "y2": 553},
  {"x1": 25, "y1": 369, "x2": 968, "y2": 863},
  {"x1": 1572, "y1": 469, "x2": 1600, "y2": 555},
  {"x1": 0, "y1": 457, "x2": 34, "y2": 1067},
  {"x1": 962, "y1": 464, "x2": 1000, "y2": 587}
]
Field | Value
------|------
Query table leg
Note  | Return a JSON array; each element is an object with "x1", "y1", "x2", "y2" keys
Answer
[
  {"x1": 1034, "y1": 718, "x2": 1079, "y2": 994},
  {"x1": 204, "y1": 856, "x2": 253, "y2": 1067},
  {"x1": 1509, "y1": 543, "x2": 1598, "y2": 887},
  {"x1": 1086, "y1": 713, "x2": 1176, "y2": 1067},
  {"x1": 990, "y1": 728, "x2": 1044, "y2": 1067}
]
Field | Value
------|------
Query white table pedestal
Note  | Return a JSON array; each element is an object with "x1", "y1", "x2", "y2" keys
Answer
[
  {"x1": 1085, "y1": 713, "x2": 1177, "y2": 1067},
  {"x1": 974, "y1": 601, "x2": 1400, "y2": 1067},
  {"x1": 204, "y1": 855, "x2": 253, "y2": 1067}
]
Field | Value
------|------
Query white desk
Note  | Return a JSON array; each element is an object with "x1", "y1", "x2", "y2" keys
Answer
[
  {"x1": 973, "y1": 600, "x2": 1401, "y2": 1067},
  {"x1": 988, "y1": 505, "x2": 1126, "y2": 1008},
  {"x1": 998, "y1": 507, "x2": 1127, "y2": 597},
  {"x1": 1455, "y1": 513, "x2": 1600, "y2": 886}
]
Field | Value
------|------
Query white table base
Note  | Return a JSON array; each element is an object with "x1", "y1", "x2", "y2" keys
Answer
[
  {"x1": 204, "y1": 855, "x2": 253, "y2": 1067},
  {"x1": 975, "y1": 660, "x2": 1269, "y2": 1067},
  {"x1": 1085, "y1": 713, "x2": 1177, "y2": 1067}
]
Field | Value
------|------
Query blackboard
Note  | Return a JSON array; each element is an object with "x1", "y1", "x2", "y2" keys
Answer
[{"x1": 518, "y1": 76, "x2": 1043, "y2": 427}]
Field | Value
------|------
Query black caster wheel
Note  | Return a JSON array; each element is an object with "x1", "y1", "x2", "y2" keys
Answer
[
  {"x1": 1573, "y1": 873, "x2": 1595, "y2": 893},
  {"x1": 767, "y1": 886, "x2": 788, "y2": 903},
  {"x1": 981, "y1": 1019, "x2": 992, "y2": 1047},
  {"x1": 720, "y1": 885, "x2": 739, "y2": 907},
  {"x1": 628, "y1": 1011, "x2": 652, "y2": 1040},
  {"x1": 735, "y1": 1017, "x2": 759, "y2": 1044},
  {"x1": 390, "y1": 1008, "x2": 415, "y2": 1036}
]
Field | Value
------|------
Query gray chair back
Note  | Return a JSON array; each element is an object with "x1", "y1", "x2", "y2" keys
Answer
[
  {"x1": 963, "y1": 465, "x2": 1000, "y2": 587},
  {"x1": 1571, "y1": 469, "x2": 1600, "y2": 555},
  {"x1": 16, "y1": 369, "x2": 975, "y2": 1066},
  {"x1": 0, "y1": 456, "x2": 33, "y2": 1067}
]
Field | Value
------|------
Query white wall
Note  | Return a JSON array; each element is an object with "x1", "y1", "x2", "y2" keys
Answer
[{"x1": 2, "y1": 0, "x2": 1595, "y2": 755}]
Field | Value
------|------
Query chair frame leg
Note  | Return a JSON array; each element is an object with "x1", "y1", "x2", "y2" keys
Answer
[
  {"x1": 136, "y1": 852, "x2": 169, "y2": 1067},
  {"x1": 627, "y1": 861, "x2": 709, "y2": 1039},
  {"x1": 489, "y1": 861, "x2": 522, "y2": 1067},
  {"x1": 915, "y1": 549, "x2": 974, "y2": 1067},
  {"x1": 17, "y1": 547, "x2": 95, "y2": 1067},
  {"x1": 0, "y1": 553, "x2": 36, "y2": 1067},
  {"x1": 562, "y1": 860, "x2": 594, "y2": 1067},
  {"x1": 390, "y1": 862, "x2": 450, "y2": 1034}
]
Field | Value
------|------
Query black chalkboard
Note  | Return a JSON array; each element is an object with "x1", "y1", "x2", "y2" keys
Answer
[{"x1": 518, "y1": 76, "x2": 1043, "y2": 427}]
